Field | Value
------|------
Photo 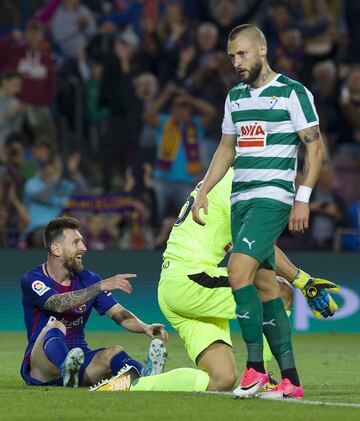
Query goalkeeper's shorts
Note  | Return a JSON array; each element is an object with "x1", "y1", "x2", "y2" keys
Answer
[{"x1": 158, "y1": 263, "x2": 235, "y2": 364}]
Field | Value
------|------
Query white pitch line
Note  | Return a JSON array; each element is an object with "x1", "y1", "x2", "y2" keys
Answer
[{"x1": 201, "y1": 391, "x2": 360, "y2": 408}]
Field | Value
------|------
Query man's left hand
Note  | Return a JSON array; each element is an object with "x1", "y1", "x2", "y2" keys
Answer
[
  {"x1": 289, "y1": 201, "x2": 310, "y2": 233},
  {"x1": 143, "y1": 323, "x2": 169, "y2": 341}
]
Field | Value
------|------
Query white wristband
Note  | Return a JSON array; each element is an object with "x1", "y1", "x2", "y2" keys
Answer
[{"x1": 295, "y1": 185, "x2": 312, "y2": 203}]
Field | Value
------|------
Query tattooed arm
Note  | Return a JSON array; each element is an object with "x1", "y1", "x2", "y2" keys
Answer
[
  {"x1": 44, "y1": 273, "x2": 136, "y2": 313},
  {"x1": 289, "y1": 125, "x2": 325, "y2": 233},
  {"x1": 44, "y1": 282, "x2": 102, "y2": 313},
  {"x1": 297, "y1": 125, "x2": 325, "y2": 189}
]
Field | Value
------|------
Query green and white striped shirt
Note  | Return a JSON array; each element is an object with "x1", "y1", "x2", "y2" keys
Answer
[{"x1": 221, "y1": 73, "x2": 319, "y2": 207}]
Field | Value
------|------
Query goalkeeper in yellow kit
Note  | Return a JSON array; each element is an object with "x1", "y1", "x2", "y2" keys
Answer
[{"x1": 158, "y1": 168, "x2": 339, "y2": 391}]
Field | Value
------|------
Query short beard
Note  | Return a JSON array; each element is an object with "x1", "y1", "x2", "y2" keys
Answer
[
  {"x1": 238, "y1": 57, "x2": 263, "y2": 85},
  {"x1": 64, "y1": 255, "x2": 83, "y2": 273}
]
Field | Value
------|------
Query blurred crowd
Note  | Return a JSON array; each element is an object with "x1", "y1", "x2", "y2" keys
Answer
[{"x1": 0, "y1": 0, "x2": 359, "y2": 251}]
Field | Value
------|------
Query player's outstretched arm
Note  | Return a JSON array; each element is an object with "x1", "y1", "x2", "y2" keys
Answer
[
  {"x1": 289, "y1": 125, "x2": 325, "y2": 233},
  {"x1": 106, "y1": 303, "x2": 168, "y2": 341},
  {"x1": 192, "y1": 133, "x2": 235, "y2": 225},
  {"x1": 44, "y1": 274, "x2": 136, "y2": 313}
]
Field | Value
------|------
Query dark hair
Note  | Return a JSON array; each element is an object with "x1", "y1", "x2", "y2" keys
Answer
[
  {"x1": 44, "y1": 217, "x2": 80, "y2": 252},
  {"x1": 5, "y1": 132, "x2": 26, "y2": 148},
  {"x1": 0, "y1": 68, "x2": 21, "y2": 84}
]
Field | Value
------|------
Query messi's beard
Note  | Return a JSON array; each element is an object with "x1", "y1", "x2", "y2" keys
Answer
[
  {"x1": 64, "y1": 254, "x2": 83, "y2": 273},
  {"x1": 238, "y1": 57, "x2": 263, "y2": 85}
]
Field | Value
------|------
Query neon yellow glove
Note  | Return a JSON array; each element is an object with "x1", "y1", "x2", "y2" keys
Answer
[{"x1": 293, "y1": 274, "x2": 340, "y2": 319}]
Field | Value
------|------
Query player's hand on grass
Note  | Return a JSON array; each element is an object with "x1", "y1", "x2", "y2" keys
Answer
[
  {"x1": 191, "y1": 193, "x2": 208, "y2": 226},
  {"x1": 289, "y1": 201, "x2": 309, "y2": 233},
  {"x1": 100, "y1": 274, "x2": 137, "y2": 294},
  {"x1": 299, "y1": 278, "x2": 340, "y2": 319},
  {"x1": 143, "y1": 323, "x2": 169, "y2": 341}
]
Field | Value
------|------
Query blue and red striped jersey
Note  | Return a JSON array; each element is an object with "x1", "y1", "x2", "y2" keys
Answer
[{"x1": 21, "y1": 263, "x2": 118, "y2": 352}]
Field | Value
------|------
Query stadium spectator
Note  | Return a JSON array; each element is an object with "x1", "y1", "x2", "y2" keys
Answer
[
  {"x1": 149, "y1": 1, "x2": 193, "y2": 83},
  {"x1": 65, "y1": 151, "x2": 89, "y2": 195},
  {"x1": 0, "y1": 169, "x2": 29, "y2": 247},
  {"x1": 100, "y1": 29, "x2": 141, "y2": 192},
  {"x1": 309, "y1": 163, "x2": 350, "y2": 250},
  {"x1": 0, "y1": 21, "x2": 56, "y2": 138},
  {"x1": 143, "y1": 83, "x2": 215, "y2": 224},
  {"x1": 186, "y1": 52, "x2": 230, "y2": 167},
  {"x1": 23, "y1": 158, "x2": 75, "y2": 247},
  {"x1": 174, "y1": 22, "x2": 221, "y2": 83},
  {"x1": 86, "y1": 20, "x2": 118, "y2": 65},
  {"x1": 261, "y1": 1, "x2": 292, "y2": 62},
  {"x1": 31, "y1": 135, "x2": 55, "y2": 169},
  {"x1": 83, "y1": 60, "x2": 109, "y2": 158},
  {"x1": 312, "y1": 60, "x2": 340, "y2": 149},
  {"x1": 33, "y1": 0, "x2": 62, "y2": 24},
  {"x1": 195, "y1": 22, "x2": 220, "y2": 68},
  {"x1": 295, "y1": 0, "x2": 340, "y2": 83},
  {"x1": 272, "y1": 29, "x2": 305, "y2": 80},
  {"x1": 209, "y1": 0, "x2": 262, "y2": 50},
  {"x1": 51, "y1": 0, "x2": 97, "y2": 63},
  {"x1": 95, "y1": 0, "x2": 144, "y2": 37},
  {"x1": 0, "y1": 69, "x2": 25, "y2": 150},
  {"x1": 134, "y1": 72, "x2": 159, "y2": 165},
  {"x1": 0, "y1": 0, "x2": 19, "y2": 37},
  {"x1": 83, "y1": 213, "x2": 113, "y2": 250},
  {"x1": 344, "y1": 0, "x2": 360, "y2": 64},
  {"x1": 3, "y1": 132, "x2": 37, "y2": 200},
  {"x1": 338, "y1": 64, "x2": 360, "y2": 155}
]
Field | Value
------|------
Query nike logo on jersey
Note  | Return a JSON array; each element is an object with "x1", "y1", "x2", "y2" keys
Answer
[
  {"x1": 242, "y1": 237, "x2": 256, "y2": 249},
  {"x1": 236, "y1": 312, "x2": 250, "y2": 319},
  {"x1": 263, "y1": 319, "x2": 276, "y2": 327}
]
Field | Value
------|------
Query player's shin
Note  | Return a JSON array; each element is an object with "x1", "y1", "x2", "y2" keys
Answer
[
  {"x1": 233, "y1": 285, "x2": 265, "y2": 372},
  {"x1": 110, "y1": 351, "x2": 143, "y2": 376},
  {"x1": 43, "y1": 328, "x2": 69, "y2": 370},
  {"x1": 262, "y1": 298, "x2": 300, "y2": 387},
  {"x1": 263, "y1": 310, "x2": 291, "y2": 371}
]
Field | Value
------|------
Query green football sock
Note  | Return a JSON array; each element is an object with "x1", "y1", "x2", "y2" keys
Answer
[
  {"x1": 263, "y1": 310, "x2": 291, "y2": 370},
  {"x1": 262, "y1": 298, "x2": 295, "y2": 371},
  {"x1": 130, "y1": 368, "x2": 209, "y2": 392},
  {"x1": 233, "y1": 285, "x2": 264, "y2": 363}
]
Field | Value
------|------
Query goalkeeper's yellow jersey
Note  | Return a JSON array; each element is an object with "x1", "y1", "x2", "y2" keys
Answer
[{"x1": 162, "y1": 168, "x2": 233, "y2": 272}]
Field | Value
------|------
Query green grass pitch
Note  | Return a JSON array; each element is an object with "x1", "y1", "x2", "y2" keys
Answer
[{"x1": 0, "y1": 332, "x2": 359, "y2": 421}]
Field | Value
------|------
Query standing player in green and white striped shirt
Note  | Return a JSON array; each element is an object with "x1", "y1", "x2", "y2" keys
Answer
[{"x1": 192, "y1": 24, "x2": 325, "y2": 399}]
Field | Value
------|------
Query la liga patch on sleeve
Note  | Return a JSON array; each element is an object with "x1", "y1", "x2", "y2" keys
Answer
[{"x1": 32, "y1": 280, "x2": 51, "y2": 296}]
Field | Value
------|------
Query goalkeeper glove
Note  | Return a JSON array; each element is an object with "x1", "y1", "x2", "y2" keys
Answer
[{"x1": 293, "y1": 273, "x2": 340, "y2": 319}]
